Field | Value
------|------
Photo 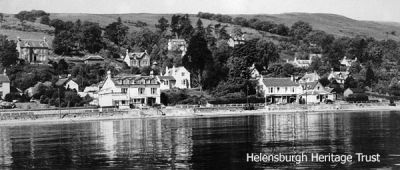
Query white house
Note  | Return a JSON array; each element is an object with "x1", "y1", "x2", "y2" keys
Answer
[
  {"x1": 340, "y1": 56, "x2": 357, "y2": 67},
  {"x1": 227, "y1": 34, "x2": 245, "y2": 47},
  {"x1": 157, "y1": 76, "x2": 176, "y2": 90},
  {"x1": 257, "y1": 76, "x2": 303, "y2": 104},
  {"x1": 168, "y1": 39, "x2": 187, "y2": 56},
  {"x1": 298, "y1": 71, "x2": 320, "y2": 84},
  {"x1": 0, "y1": 72, "x2": 10, "y2": 99},
  {"x1": 55, "y1": 75, "x2": 79, "y2": 92},
  {"x1": 328, "y1": 68, "x2": 349, "y2": 84},
  {"x1": 288, "y1": 53, "x2": 322, "y2": 68},
  {"x1": 123, "y1": 49, "x2": 151, "y2": 68},
  {"x1": 299, "y1": 89, "x2": 335, "y2": 104},
  {"x1": 98, "y1": 71, "x2": 160, "y2": 108},
  {"x1": 164, "y1": 66, "x2": 191, "y2": 89}
]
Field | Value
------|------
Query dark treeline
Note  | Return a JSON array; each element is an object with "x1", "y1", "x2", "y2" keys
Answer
[
  {"x1": 197, "y1": 12, "x2": 290, "y2": 36},
  {"x1": 14, "y1": 10, "x2": 49, "y2": 22}
]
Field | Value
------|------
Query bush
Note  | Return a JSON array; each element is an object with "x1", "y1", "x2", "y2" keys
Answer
[
  {"x1": 209, "y1": 95, "x2": 266, "y2": 104},
  {"x1": 346, "y1": 93, "x2": 369, "y2": 102}
]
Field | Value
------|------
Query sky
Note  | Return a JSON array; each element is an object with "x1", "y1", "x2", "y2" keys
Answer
[{"x1": 1, "y1": 0, "x2": 400, "y2": 22}]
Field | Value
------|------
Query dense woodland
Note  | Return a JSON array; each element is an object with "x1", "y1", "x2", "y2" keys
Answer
[{"x1": 1, "y1": 10, "x2": 400, "y2": 106}]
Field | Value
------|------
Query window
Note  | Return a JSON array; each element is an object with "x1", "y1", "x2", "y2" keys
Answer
[
  {"x1": 151, "y1": 88, "x2": 157, "y2": 94},
  {"x1": 270, "y1": 87, "x2": 273, "y2": 93},
  {"x1": 181, "y1": 72, "x2": 185, "y2": 76},
  {"x1": 138, "y1": 88, "x2": 145, "y2": 94},
  {"x1": 164, "y1": 81, "x2": 169, "y2": 85},
  {"x1": 182, "y1": 80, "x2": 186, "y2": 85},
  {"x1": 277, "y1": 87, "x2": 280, "y2": 92},
  {"x1": 292, "y1": 87, "x2": 295, "y2": 92},
  {"x1": 132, "y1": 60, "x2": 137, "y2": 66},
  {"x1": 122, "y1": 88, "x2": 127, "y2": 93},
  {"x1": 0, "y1": 83, "x2": 2, "y2": 88},
  {"x1": 285, "y1": 87, "x2": 288, "y2": 92}
]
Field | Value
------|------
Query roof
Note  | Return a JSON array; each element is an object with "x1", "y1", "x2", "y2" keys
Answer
[
  {"x1": 300, "y1": 81, "x2": 320, "y2": 90},
  {"x1": 18, "y1": 39, "x2": 49, "y2": 48},
  {"x1": 127, "y1": 52, "x2": 149, "y2": 60},
  {"x1": 0, "y1": 75, "x2": 10, "y2": 83},
  {"x1": 111, "y1": 74, "x2": 159, "y2": 85},
  {"x1": 346, "y1": 88, "x2": 364, "y2": 93},
  {"x1": 301, "y1": 72, "x2": 320, "y2": 82},
  {"x1": 85, "y1": 55, "x2": 104, "y2": 61},
  {"x1": 165, "y1": 66, "x2": 189, "y2": 75},
  {"x1": 301, "y1": 90, "x2": 330, "y2": 95},
  {"x1": 55, "y1": 78, "x2": 72, "y2": 86},
  {"x1": 158, "y1": 76, "x2": 176, "y2": 81},
  {"x1": 329, "y1": 71, "x2": 349, "y2": 80},
  {"x1": 262, "y1": 77, "x2": 299, "y2": 87}
]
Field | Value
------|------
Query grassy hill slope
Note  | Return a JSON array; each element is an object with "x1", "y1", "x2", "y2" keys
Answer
[
  {"x1": 2, "y1": 12, "x2": 400, "y2": 45},
  {"x1": 234, "y1": 13, "x2": 400, "y2": 40}
]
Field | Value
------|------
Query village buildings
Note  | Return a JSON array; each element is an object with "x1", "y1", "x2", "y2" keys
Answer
[
  {"x1": 98, "y1": 71, "x2": 160, "y2": 108},
  {"x1": 287, "y1": 53, "x2": 322, "y2": 68},
  {"x1": 123, "y1": 50, "x2": 151, "y2": 68},
  {"x1": 16, "y1": 37, "x2": 50, "y2": 64}
]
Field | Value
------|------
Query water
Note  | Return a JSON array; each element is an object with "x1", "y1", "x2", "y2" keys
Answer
[{"x1": 0, "y1": 111, "x2": 400, "y2": 169}]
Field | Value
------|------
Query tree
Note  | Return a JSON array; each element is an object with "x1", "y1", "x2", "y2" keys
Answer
[
  {"x1": 40, "y1": 15, "x2": 50, "y2": 25},
  {"x1": 0, "y1": 13, "x2": 3, "y2": 22},
  {"x1": 365, "y1": 66, "x2": 375, "y2": 87},
  {"x1": 127, "y1": 28, "x2": 159, "y2": 52},
  {"x1": 255, "y1": 39, "x2": 279, "y2": 71},
  {"x1": 290, "y1": 21, "x2": 313, "y2": 40},
  {"x1": 0, "y1": 35, "x2": 18, "y2": 67},
  {"x1": 104, "y1": 17, "x2": 129, "y2": 46},
  {"x1": 155, "y1": 17, "x2": 169, "y2": 32},
  {"x1": 233, "y1": 17, "x2": 248, "y2": 27},
  {"x1": 183, "y1": 31, "x2": 213, "y2": 90},
  {"x1": 81, "y1": 21, "x2": 103, "y2": 53}
]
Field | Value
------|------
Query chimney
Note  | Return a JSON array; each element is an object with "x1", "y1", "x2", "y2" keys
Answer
[
  {"x1": 67, "y1": 74, "x2": 71, "y2": 78},
  {"x1": 107, "y1": 70, "x2": 112, "y2": 79},
  {"x1": 150, "y1": 70, "x2": 154, "y2": 77},
  {"x1": 291, "y1": 75, "x2": 294, "y2": 82},
  {"x1": 331, "y1": 68, "x2": 334, "y2": 73},
  {"x1": 172, "y1": 65, "x2": 176, "y2": 75},
  {"x1": 3, "y1": 69, "x2": 6, "y2": 76},
  {"x1": 165, "y1": 66, "x2": 168, "y2": 76}
]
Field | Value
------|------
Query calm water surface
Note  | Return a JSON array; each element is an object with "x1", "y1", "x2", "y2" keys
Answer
[{"x1": 0, "y1": 111, "x2": 400, "y2": 169}]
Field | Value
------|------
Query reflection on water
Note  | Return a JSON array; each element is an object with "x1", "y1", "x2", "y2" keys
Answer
[{"x1": 0, "y1": 111, "x2": 400, "y2": 169}]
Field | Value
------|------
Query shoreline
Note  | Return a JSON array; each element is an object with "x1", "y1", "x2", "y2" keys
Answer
[{"x1": 0, "y1": 105, "x2": 399, "y2": 126}]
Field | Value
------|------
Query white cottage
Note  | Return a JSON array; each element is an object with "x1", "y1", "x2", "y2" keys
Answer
[
  {"x1": 164, "y1": 66, "x2": 191, "y2": 89},
  {"x1": 123, "y1": 50, "x2": 151, "y2": 68},
  {"x1": 98, "y1": 71, "x2": 160, "y2": 108},
  {"x1": 55, "y1": 75, "x2": 79, "y2": 92},
  {"x1": 257, "y1": 76, "x2": 303, "y2": 104}
]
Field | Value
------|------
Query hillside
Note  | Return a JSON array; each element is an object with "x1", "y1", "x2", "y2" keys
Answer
[
  {"x1": 1, "y1": 12, "x2": 400, "y2": 44},
  {"x1": 234, "y1": 13, "x2": 400, "y2": 41}
]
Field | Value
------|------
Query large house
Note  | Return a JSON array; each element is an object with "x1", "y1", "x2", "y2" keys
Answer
[
  {"x1": 84, "y1": 55, "x2": 105, "y2": 65},
  {"x1": 0, "y1": 72, "x2": 10, "y2": 99},
  {"x1": 167, "y1": 39, "x2": 187, "y2": 56},
  {"x1": 227, "y1": 34, "x2": 245, "y2": 47},
  {"x1": 16, "y1": 37, "x2": 50, "y2": 64},
  {"x1": 163, "y1": 66, "x2": 191, "y2": 89},
  {"x1": 257, "y1": 76, "x2": 302, "y2": 104},
  {"x1": 287, "y1": 53, "x2": 322, "y2": 68},
  {"x1": 340, "y1": 56, "x2": 357, "y2": 67},
  {"x1": 123, "y1": 50, "x2": 151, "y2": 68},
  {"x1": 328, "y1": 68, "x2": 349, "y2": 84},
  {"x1": 55, "y1": 75, "x2": 79, "y2": 92},
  {"x1": 98, "y1": 71, "x2": 160, "y2": 108}
]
